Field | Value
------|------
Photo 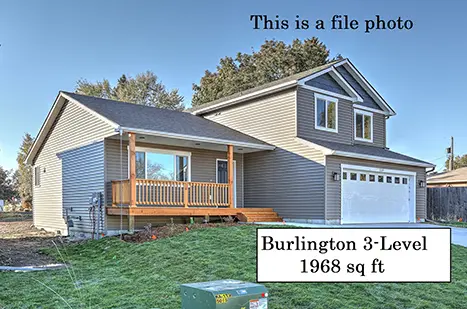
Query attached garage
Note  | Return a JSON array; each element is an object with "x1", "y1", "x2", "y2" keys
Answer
[{"x1": 341, "y1": 164, "x2": 416, "y2": 224}]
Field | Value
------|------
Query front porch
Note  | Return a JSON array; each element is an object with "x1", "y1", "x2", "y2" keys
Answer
[{"x1": 106, "y1": 131, "x2": 281, "y2": 230}]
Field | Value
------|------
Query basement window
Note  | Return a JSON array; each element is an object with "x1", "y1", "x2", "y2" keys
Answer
[{"x1": 354, "y1": 109, "x2": 373, "y2": 142}]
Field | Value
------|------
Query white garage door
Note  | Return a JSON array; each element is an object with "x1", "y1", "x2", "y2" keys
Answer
[{"x1": 341, "y1": 165, "x2": 416, "y2": 224}]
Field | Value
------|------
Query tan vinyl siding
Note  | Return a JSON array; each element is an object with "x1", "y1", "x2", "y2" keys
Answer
[
  {"x1": 325, "y1": 156, "x2": 427, "y2": 221},
  {"x1": 104, "y1": 139, "x2": 244, "y2": 230},
  {"x1": 32, "y1": 101, "x2": 116, "y2": 234},
  {"x1": 204, "y1": 89, "x2": 326, "y2": 220},
  {"x1": 297, "y1": 87, "x2": 386, "y2": 148}
]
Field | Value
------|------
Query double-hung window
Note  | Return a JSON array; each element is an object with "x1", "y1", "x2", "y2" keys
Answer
[
  {"x1": 315, "y1": 94, "x2": 338, "y2": 133},
  {"x1": 354, "y1": 109, "x2": 373, "y2": 142},
  {"x1": 132, "y1": 147, "x2": 191, "y2": 181}
]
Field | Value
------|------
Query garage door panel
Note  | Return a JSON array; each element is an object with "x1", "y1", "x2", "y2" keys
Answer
[{"x1": 341, "y1": 168, "x2": 414, "y2": 224}]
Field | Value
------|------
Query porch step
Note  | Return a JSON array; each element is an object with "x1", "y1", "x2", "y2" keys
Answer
[{"x1": 237, "y1": 210, "x2": 283, "y2": 223}]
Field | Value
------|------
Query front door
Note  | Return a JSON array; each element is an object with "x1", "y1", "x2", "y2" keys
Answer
[{"x1": 216, "y1": 159, "x2": 237, "y2": 208}]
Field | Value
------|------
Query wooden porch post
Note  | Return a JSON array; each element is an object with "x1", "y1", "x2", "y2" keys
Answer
[
  {"x1": 227, "y1": 145, "x2": 234, "y2": 208},
  {"x1": 128, "y1": 132, "x2": 136, "y2": 232}
]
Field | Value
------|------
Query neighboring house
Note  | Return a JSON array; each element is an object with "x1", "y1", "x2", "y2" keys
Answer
[
  {"x1": 26, "y1": 58, "x2": 434, "y2": 237},
  {"x1": 427, "y1": 167, "x2": 467, "y2": 187}
]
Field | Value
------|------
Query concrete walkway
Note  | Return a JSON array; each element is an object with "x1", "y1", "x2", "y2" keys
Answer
[{"x1": 258, "y1": 222, "x2": 467, "y2": 247}]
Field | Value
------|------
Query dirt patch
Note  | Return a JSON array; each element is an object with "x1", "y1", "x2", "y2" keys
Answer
[
  {"x1": 0, "y1": 220, "x2": 62, "y2": 267},
  {"x1": 121, "y1": 223, "x2": 238, "y2": 243},
  {"x1": 0, "y1": 211, "x2": 33, "y2": 222}
]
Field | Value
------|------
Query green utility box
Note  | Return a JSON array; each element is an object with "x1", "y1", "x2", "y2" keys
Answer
[{"x1": 180, "y1": 279, "x2": 268, "y2": 309}]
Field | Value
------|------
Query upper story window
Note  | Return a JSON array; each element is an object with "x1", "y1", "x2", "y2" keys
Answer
[
  {"x1": 354, "y1": 109, "x2": 373, "y2": 142},
  {"x1": 314, "y1": 94, "x2": 338, "y2": 133}
]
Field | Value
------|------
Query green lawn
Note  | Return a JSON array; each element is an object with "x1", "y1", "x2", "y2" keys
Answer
[
  {"x1": 433, "y1": 221, "x2": 467, "y2": 228},
  {"x1": 1, "y1": 225, "x2": 466, "y2": 309}
]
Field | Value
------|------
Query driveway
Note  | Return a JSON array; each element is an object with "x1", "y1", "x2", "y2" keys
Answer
[{"x1": 260, "y1": 222, "x2": 467, "y2": 247}]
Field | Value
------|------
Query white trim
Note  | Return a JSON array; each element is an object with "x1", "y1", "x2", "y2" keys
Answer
[
  {"x1": 334, "y1": 60, "x2": 396, "y2": 116},
  {"x1": 191, "y1": 80, "x2": 297, "y2": 115},
  {"x1": 329, "y1": 68, "x2": 364, "y2": 102},
  {"x1": 314, "y1": 93, "x2": 339, "y2": 133},
  {"x1": 298, "y1": 66, "x2": 334, "y2": 83},
  {"x1": 128, "y1": 146, "x2": 192, "y2": 181},
  {"x1": 341, "y1": 164, "x2": 417, "y2": 177},
  {"x1": 295, "y1": 137, "x2": 435, "y2": 168},
  {"x1": 60, "y1": 92, "x2": 120, "y2": 129},
  {"x1": 354, "y1": 109, "x2": 373, "y2": 143},
  {"x1": 25, "y1": 92, "x2": 119, "y2": 165},
  {"x1": 120, "y1": 127, "x2": 275, "y2": 151},
  {"x1": 340, "y1": 164, "x2": 417, "y2": 223},
  {"x1": 216, "y1": 159, "x2": 237, "y2": 208},
  {"x1": 353, "y1": 104, "x2": 387, "y2": 115},
  {"x1": 299, "y1": 84, "x2": 356, "y2": 102}
]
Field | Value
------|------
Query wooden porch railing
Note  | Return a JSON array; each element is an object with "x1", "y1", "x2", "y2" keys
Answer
[{"x1": 112, "y1": 179, "x2": 230, "y2": 207}]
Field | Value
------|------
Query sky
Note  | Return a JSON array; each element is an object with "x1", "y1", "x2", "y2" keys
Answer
[{"x1": 0, "y1": 0, "x2": 465, "y2": 172}]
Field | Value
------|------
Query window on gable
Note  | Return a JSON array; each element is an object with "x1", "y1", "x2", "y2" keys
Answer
[
  {"x1": 354, "y1": 109, "x2": 373, "y2": 142},
  {"x1": 315, "y1": 94, "x2": 338, "y2": 132}
]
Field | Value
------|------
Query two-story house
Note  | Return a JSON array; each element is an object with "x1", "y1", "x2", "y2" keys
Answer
[{"x1": 26, "y1": 58, "x2": 434, "y2": 237}]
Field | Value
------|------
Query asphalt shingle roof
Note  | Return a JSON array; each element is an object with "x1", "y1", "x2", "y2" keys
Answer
[
  {"x1": 62, "y1": 92, "x2": 271, "y2": 147},
  {"x1": 302, "y1": 137, "x2": 434, "y2": 166},
  {"x1": 428, "y1": 167, "x2": 467, "y2": 183},
  {"x1": 189, "y1": 60, "x2": 343, "y2": 113}
]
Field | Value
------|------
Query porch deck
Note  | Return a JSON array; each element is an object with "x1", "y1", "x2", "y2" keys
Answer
[{"x1": 106, "y1": 206, "x2": 282, "y2": 222}]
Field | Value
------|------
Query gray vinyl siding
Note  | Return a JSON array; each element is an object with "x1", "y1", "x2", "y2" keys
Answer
[
  {"x1": 325, "y1": 156, "x2": 427, "y2": 221},
  {"x1": 61, "y1": 141, "x2": 105, "y2": 237},
  {"x1": 297, "y1": 86, "x2": 386, "y2": 148},
  {"x1": 336, "y1": 66, "x2": 381, "y2": 110},
  {"x1": 297, "y1": 86, "x2": 353, "y2": 144},
  {"x1": 32, "y1": 100, "x2": 116, "y2": 234},
  {"x1": 305, "y1": 73, "x2": 348, "y2": 96},
  {"x1": 104, "y1": 139, "x2": 244, "y2": 230},
  {"x1": 204, "y1": 89, "x2": 326, "y2": 220},
  {"x1": 353, "y1": 111, "x2": 386, "y2": 148}
]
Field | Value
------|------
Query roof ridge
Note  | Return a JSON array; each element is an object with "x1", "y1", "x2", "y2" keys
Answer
[
  {"x1": 189, "y1": 58, "x2": 346, "y2": 113},
  {"x1": 62, "y1": 91, "x2": 188, "y2": 114}
]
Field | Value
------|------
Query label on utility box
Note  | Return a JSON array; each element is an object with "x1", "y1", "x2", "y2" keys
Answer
[{"x1": 257, "y1": 228, "x2": 451, "y2": 283}]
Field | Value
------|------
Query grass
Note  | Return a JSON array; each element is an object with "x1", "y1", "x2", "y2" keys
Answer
[
  {"x1": 432, "y1": 221, "x2": 467, "y2": 228},
  {"x1": 0, "y1": 225, "x2": 466, "y2": 309}
]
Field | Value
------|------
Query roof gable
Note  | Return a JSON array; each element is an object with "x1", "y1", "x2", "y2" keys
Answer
[
  {"x1": 304, "y1": 72, "x2": 349, "y2": 96},
  {"x1": 26, "y1": 92, "x2": 274, "y2": 164},
  {"x1": 191, "y1": 58, "x2": 395, "y2": 116},
  {"x1": 335, "y1": 66, "x2": 381, "y2": 111}
]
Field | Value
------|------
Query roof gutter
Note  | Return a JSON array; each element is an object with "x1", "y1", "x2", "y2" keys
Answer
[
  {"x1": 120, "y1": 127, "x2": 275, "y2": 151},
  {"x1": 191, "y1": 80, "x2": 297, "y2": 115}
]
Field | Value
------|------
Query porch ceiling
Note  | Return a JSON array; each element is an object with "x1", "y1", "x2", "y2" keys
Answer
[{"x1": 107, "y1": 133, "x2": 267, "y2": 153}]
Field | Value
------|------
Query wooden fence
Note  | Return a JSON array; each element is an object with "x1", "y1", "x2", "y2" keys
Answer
[{"x1": 427, "y1": 187, "x2": 467, "y2": 221}]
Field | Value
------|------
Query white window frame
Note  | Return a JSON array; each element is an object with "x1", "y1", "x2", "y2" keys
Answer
[
  {"x1": 354, "y1": 109, "x2": 373, "y2": 143},
  {"x1": 34, "y1": 166, "x2": 41, "y2": 187},
  {"x1": 128, "y1": 146, "x2": 192, "y2": 181},
  {"x1": 314, "y1": 93, "x2": 338, "y2": 133}
]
